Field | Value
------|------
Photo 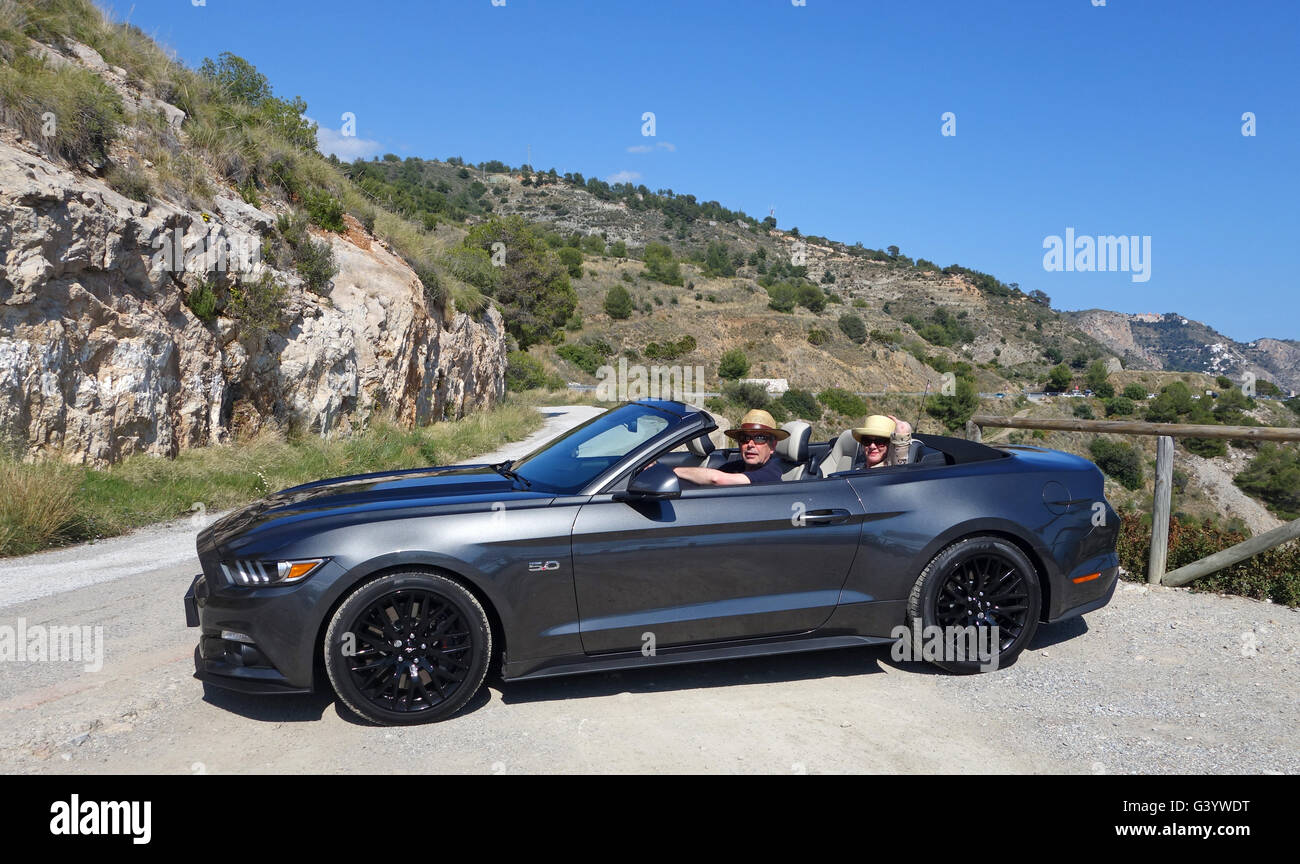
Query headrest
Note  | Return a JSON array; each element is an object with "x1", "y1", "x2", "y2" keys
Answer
[
  {"x1": 776, "y1": 421, "x2": 811, "y2": 462},
  {"x1": 686, "y1": 434, "x2": 715, "y2": 458}
]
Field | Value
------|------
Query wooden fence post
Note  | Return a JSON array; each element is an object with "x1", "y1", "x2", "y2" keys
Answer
[{"x1": 1148, "y1": 435, "x2": 1174, "y2": 584}]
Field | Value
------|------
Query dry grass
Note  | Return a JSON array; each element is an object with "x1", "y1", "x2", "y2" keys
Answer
[
  {"x1": 0, "y1": 460, "x2": 85, "y2": 556},
  {"x1": 0, "y1": 401, "x2": 544, "y2": 558}
]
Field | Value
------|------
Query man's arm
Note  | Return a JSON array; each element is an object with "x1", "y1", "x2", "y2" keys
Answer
[{"x1": 672, "y1": 466, "x2": 752, "y2": 486}]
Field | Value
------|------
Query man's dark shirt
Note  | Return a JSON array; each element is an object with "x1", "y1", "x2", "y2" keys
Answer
[{"x1": 718, "y1": 456, "x2": 784, "y2": 484}]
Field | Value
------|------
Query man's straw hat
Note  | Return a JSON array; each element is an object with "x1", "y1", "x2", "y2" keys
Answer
[{"x1": 724, "y1": 408, "x2": 790, "y2": 442}]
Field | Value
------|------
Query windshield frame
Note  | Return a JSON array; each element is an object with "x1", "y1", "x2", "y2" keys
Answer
[{"x1": 508, "y1": 402, "x2": 700, "y2": 495}]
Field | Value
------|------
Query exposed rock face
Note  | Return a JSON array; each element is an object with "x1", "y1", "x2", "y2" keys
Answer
[
  {"x1": 1067, "y1": 309, "x2": 1300, "y2": 394},
  {"x1": 0, "y1": 137, "x2": 506, "y2": 465}
]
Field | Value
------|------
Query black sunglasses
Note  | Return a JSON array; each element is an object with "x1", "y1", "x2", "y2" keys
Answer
[
  {"x1": 736, "y1": 433, "x2": 774, "y2": 445},
  {"x1": 862, "y1": 437, "x2": 889, "y2": 447}
]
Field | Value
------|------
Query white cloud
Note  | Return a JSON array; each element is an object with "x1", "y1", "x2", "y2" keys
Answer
[
  {"x1": 625, "y1": 141, "x2": 676, "y2": 154},
  {"x1": 311, "y1": 118, "x2": 383, "y2": 160},
  {"x1": 607, "y1": 170, "x2": 642, "y2": 184}
]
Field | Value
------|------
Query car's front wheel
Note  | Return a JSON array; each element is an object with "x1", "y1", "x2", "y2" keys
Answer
[
  {"x1": 906, "y1": 535, "x2": 1041, "y2": 673},
  {"x1": 324, "y1": 571, "x2": 491, "y2": 725}
]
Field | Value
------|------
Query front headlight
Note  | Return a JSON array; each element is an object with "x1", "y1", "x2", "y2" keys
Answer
[{"x1": 220, "y1": 558, "x2": 326, "y2": 586}]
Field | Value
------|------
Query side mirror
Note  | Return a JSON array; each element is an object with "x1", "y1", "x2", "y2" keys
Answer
[{"x1": 616, "y1": 463, "x2": 681, "y2": 501}]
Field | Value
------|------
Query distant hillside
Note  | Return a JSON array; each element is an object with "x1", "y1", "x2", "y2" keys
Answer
[
  {"x1": 1066, "y1": 310, "x2": 1300, "y2": 395},
  {"x1": 353, "y1": 155, "x2": 1119, "y2": 393}
]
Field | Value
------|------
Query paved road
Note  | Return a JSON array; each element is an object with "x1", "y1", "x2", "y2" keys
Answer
[{"x1": 0, "y1": 405, "x2": 1294, "y2": 774}]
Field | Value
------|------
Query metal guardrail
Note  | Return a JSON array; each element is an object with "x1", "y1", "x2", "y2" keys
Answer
[{"x1": 967, "y1": 415, "x2": 1300, "y2": 586}]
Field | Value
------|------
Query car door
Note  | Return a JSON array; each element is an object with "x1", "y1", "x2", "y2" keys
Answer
[{"x1": 570, "y1": 477, "x2": 865, "y2": 654}]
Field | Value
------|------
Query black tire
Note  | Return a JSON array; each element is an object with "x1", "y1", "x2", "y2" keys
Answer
[
  {"x1": 906, "y1": 535, "x2": 1041, "y2": 674},
  {"x1": 324, "y1": 571, "x2": 491, "y2": 725}
]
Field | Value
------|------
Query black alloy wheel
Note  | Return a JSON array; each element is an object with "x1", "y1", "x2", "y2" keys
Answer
[
  {"x1": 325, "y1": 571, "x2": 490, "y2": 725},
  {"x1": 906, "y1": 535, "x2": 1042, "y2": 673}
]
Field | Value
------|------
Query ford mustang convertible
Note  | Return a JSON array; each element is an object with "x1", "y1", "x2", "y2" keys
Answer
[{"x1": 185, "y1": 400, "x2": 1119, "y2": 725}]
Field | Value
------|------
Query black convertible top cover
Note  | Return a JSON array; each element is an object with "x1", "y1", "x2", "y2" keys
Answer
[{"x1": 913, "y1": 433, "x2": 1009, "y2": 465}]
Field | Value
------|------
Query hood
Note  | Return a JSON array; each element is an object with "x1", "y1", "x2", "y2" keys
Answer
[{"x1": 201, "y1": 464, "x2": 554, "y2": 551}]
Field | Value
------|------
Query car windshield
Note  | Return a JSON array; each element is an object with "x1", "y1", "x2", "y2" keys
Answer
[{"x1": 509, "y1": 403, "x2": 678, "y2": 493}]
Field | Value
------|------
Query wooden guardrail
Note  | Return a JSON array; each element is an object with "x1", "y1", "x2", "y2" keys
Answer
[
  {"x1": 966, "y1": 416, "x2": 1300, "y2": 443},
  {"x1": 967, "y1": 415, "x2": 1300, "y2": 586}
]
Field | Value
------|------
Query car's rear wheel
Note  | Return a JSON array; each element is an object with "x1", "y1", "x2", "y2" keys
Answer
[
  {"x1": 906, "y1": 535, "x2": 1041, "y2": 674},
  {"x1": 324, "y1": 571, "x2": 490, "y2": 725}
]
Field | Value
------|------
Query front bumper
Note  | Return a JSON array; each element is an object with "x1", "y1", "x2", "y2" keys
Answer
[{"x1": 185, "y1": 571, "x2": 323, "y2": 695}]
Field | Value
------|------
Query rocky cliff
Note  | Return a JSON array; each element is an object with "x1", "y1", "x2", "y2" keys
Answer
[
  {"x1": 1066, "y1": 309, "x2": 1300, "y2": 395},
  {"x1": 0, "y1": 107, "x2": 505, "y2": 466}
]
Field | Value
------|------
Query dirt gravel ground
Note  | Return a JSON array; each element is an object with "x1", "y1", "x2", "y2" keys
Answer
[{"x1": 0, "y1": 407, "x2": 1294, "y2": 774}]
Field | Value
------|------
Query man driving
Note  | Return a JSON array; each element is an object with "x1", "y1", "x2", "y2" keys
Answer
[{"x1": 673, "y1": 409, "x2": 788, "y2": 486}]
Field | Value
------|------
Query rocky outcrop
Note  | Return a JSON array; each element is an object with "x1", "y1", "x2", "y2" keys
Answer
[
  {"x1": 0, "y1": 136, "x2": 506, "y2": 465},
  {"x1": 1067, "y1": 309, "x2": 1300, "y2": 394}
]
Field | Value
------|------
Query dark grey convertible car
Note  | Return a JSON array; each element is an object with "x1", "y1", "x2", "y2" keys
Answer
[{"x1": 185, "y1": 400, "x2": 1119, "y2": 725}]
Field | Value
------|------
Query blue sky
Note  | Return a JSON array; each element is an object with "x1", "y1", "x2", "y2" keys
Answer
[{"x1": 108, "y1": 0, "x2": 1297, "y2": 342}]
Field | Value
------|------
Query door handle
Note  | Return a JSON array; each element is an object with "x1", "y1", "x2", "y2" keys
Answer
[{"x1": 801, "y1": 508, "x2": 851, "y2": 525}]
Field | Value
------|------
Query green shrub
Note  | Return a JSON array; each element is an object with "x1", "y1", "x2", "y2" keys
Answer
[
  {"x1": 807, "y1": 328, "x2": 830, "y2": 346},
  {"x1": 557, "y1": 246, "x2": 583, "y2": 279},
  {"x1": 464, "y1": 215, "x2": 576, "y2": 348},
  {"x1": 721, "y1": 380, "x2": 770, "y2": 409},
  {"x1": 718, "y1": 348, "x2": 750, "y2": 380},
  {"x1": 925, "y1": 375, "x2": 979, "y2": 431},
  {"x1": 644, "y1": 335, "x2": 696, "y2": 361},
  {"x1": 1116, "y1": 512, "x2": 1300, "y2": 606},
  {"x1": 766, "y1": 282, "x2": 797, "y2": 313},
  {"x1": 779, "y1": 388, "x2": 820, "y2": 420},
  {"x1": 818, "y1": 387, "x2": 867, "y2": 418},
  {"x1": 441, "y1": 246, "x2": 499, "y2": 293},
  {"x1": 1234, "y1": 443, "x2": 1300, "y2": 519},
  {"x1": 643, "y1": 242, "x2": 683, "y2": 285},
  {"x1": 505, "y1": 351, "x2": 550, "y2": 391},
  {"x1": 796, "y1": 282, "x2": 826, "y2": 313},
  {"x1": 903, "y1": 307, "x2": 974, "y2": 347},
  {"x1": 838, "y1": 313, "x2": 867, "y2": 344},
  {"x1": 703, "y1": 241, "x2": 736, "y2": 277},
  {"x1": 1104, "y1": 396, "x2": 1135, "y2": 417},
  {"x1": 1256, "y1": 379, "x2": 1282, "y2": 397},
  {"x1": 1185, "y1": 437, "x2": 1227, "y2": 458},
  {"x1": 557, "y1": 343, "x2": 607, "y2": 376},
  {"x1": 303, "y1": 189, "x2": 345, "y2": 232},
  {"x1": 1089, "y1": 438, "x2": 1143, "y2": 490},
  {"x1": 106, "y1": 162, "x2": 152, "y2": 201},
  {"x1": 1073, "y1": 401, "x2": 1095, "y2": 420},
  {"x1": 604, "y1": 284, "x2": 634, "y2": 319},
  {"x1": 609, "y1": 240, "x2": 628, "y2": 258},
  {"x1": 228, "y1": 272, "x2": 287, "y2": 333},
  {"x1": 293, "y1": 234, "x2": 337, "y2": 294},
  {"x1": 185, "y1": 279, "x2": 218, "y2": 323},
  {"x1": 1122, "y1": 383, "x2": 1148, "y2": 401},
  {"x1": 276, "y1": 213, "x2": 337, "y2": 294}
]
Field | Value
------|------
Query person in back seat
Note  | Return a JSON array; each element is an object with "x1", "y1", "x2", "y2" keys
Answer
[
  {"x1": 672, "y1": 409, "x2": 787, "y2": 486},
  {"x1": 852, "y1": 414, "x2": 913, "y2": 469}
]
